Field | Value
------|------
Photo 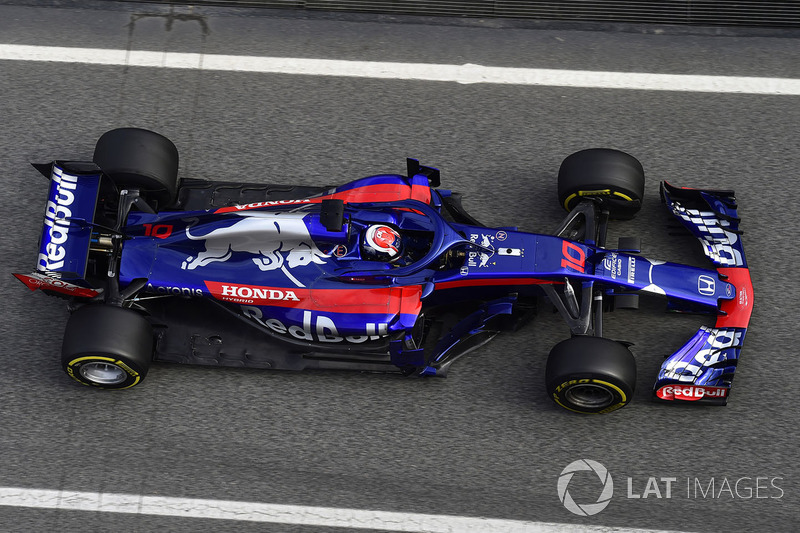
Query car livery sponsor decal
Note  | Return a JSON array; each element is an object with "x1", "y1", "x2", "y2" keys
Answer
[
  {"x1": 39, "y1": 169, "x2": 78, "y2": 271},
  {"x1": 660, "y1": 326, "x2": 743, "y2": 383},
  {"x1": 627, "y1": 256, "x2": 636, "y2": 284},
  {"x1": 241, "y1": 306, "x2": 389, "y2": 344},
  {"x1": 697, "y1": 274, "x2": 715, "y2": 296},
  {"x1": 656, "y1": 384, "x2": 729, "y2": 401},
  {"x1": 180, "y1": 212, "x2": 329, "y2": 287},
  {"x1": 603, "y1": 252, "x2": 624, "y2": 280},
  {"x1": 468, "y1": 232, "x2": 495, "y2": 268},
  {"x1": 205, "y1": 281, "x2": 422, "y2": 316},
  {"x1": 207, "y1": 283, "x2": 300, "y2": 304},
  {"x1": 145, "y1": 283, "x2": 203, "y2": 297},
  {"x1": 668, "y1": 202, "x2": 745, "y2": 267},
  {"x1": 37, "y1": 165, "x2": 100, "y2": 274}
]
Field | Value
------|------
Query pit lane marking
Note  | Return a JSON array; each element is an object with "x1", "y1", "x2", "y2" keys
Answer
[
  {"x1": 0, "y1": 487, "x2": 689, "y2": 532},
  {"x1": 1, "y1": 44, "x2": 799, "y2": 94}
]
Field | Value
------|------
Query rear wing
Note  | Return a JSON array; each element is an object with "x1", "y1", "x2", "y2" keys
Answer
[
  {"x1": 13, "y1": 161, "x2": 103, "y2": 298},
  {"x1": 654, "y1": 183, "x2": 753, "y2": 404}
]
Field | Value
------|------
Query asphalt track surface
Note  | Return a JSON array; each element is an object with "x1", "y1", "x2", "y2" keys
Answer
[{"x1": 1, "y1": 2, "x2": 799, "y2": 532}]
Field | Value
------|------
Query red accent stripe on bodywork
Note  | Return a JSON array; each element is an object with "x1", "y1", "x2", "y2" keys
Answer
[
  {"x1": 715, "y1": 267, "x2": 754, "y2": 328},
  {"x1": 434, "y1": 277, "x2": 557, "y2": 290},
  {"x1": 204, "y1": 281, "x2": 422, "y2": 316},
  {"x1": 214, "y1": 183, "x2": 431, "y2": 214},
  {"x1": 410, "y1": 183, "x2": 431, "y2": 204}
]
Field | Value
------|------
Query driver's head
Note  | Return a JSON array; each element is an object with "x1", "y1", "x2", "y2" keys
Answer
[{"x1": 363, "y1": 224, "x2": 402, "y2": 261}]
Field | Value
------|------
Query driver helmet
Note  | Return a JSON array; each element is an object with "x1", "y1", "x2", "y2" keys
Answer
[{"x1": 363, "y1": 224, "x2": 402, "y2": 260}]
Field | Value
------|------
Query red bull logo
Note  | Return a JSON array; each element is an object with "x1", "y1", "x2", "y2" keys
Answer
[
  {"x1": 241, "y1": 306, "x2": 388, "y2": 344},
  {"x1": 180, "y1": 212, "x2": 329, "y2": 287},
  {"x1": 38, "y1": 169, "x2": 79, "y2": 271},
  {"x1": 656, "y1": 385, "x2": 728, "y2": 401}
]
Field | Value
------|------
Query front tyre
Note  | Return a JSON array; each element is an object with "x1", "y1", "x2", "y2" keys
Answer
[
  {"x1": 557, "y1": 148, "x2": 645, "y2": 219},
  {"x1": 545, "y1": 336, "x2": 636, "y2": 414},
  {"x1": 62, "y1": 305, "x2": 154, "y2": 389}
]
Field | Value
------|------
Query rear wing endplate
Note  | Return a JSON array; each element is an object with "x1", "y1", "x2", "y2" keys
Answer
[{"x1": 14, "y1": 161, "x2": 103, "y2": 298}]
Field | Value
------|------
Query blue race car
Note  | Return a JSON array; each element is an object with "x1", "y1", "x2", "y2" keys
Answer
[{"x1": 14, "y1": 128, "x2": 753, "y2": 413}]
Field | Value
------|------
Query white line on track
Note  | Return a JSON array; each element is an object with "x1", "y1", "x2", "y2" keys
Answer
[
  {"x1": 1, "y1": 43, "x2": 799, "y2": 95},
  {"x1": 0, "y1": 487, "x2": 686, "y2": 532}
]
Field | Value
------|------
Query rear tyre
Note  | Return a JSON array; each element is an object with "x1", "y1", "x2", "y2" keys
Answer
[
  {"x1": 93, "y1": 127, "x2": 179, "y2": 209},
  {"x1": 62, "y1": 305, "x2": 154, "y2": 389},
  {"x1": 545, "y1": 336, "x2": 636, "y2": 414},
  {"x1": 557, "y1": 148, "x2": 645, "y2": 219}
]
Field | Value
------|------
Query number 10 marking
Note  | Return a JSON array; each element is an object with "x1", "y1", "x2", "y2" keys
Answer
[{"x1": 561, "y1": 241, "x2": 586, "y2": 273}]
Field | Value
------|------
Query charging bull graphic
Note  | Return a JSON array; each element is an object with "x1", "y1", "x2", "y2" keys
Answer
[{"x1": 180, "y1": 212, "x2": 328, "y2": 287}]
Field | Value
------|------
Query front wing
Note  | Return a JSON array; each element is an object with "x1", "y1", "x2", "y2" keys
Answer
[{"x1": 654, "y1": 183, "x2": 754, "y2": 404}]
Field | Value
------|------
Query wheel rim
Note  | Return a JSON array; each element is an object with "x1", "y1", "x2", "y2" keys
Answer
[
  {"x1": 80, "y1": 361, "x2": 127, "y2": 385},
  {"x1": 565, "y1": 383, "x2": 614, "y2": 409}
]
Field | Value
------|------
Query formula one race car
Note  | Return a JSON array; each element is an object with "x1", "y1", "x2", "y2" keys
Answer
[{"x1": 14, "y1": 128, "x2": 754, "y2": 413}]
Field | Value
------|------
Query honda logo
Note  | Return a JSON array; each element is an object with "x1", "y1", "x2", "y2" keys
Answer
[{"x1": 698, "y1": 275, "x2": 716, "y2": 296}]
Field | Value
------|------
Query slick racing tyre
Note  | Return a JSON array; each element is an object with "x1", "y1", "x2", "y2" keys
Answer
[
  {"x1": 545, "y1": 336, "x2": 636, "y2": 414},
  {"x1": 557, "y1": 148, "x2": 645, "y2": 220},
  {"x1": 94, "y1": 127, "x2": 180, "y2": 209},
  {"x1": 62, "y1": 305, "x2": 154, "y2": 389}
]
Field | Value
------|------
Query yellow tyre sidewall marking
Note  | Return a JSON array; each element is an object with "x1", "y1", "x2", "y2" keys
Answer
[
  {"x1": 563, "y1": 190, "x2": 634, "y2": 211},
  {"x1": 553, "y1": 378, "x2": 629, "y2": 414},
  {"x1": 66, "y1": 356, "x2": 141, "y2": 389}
]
